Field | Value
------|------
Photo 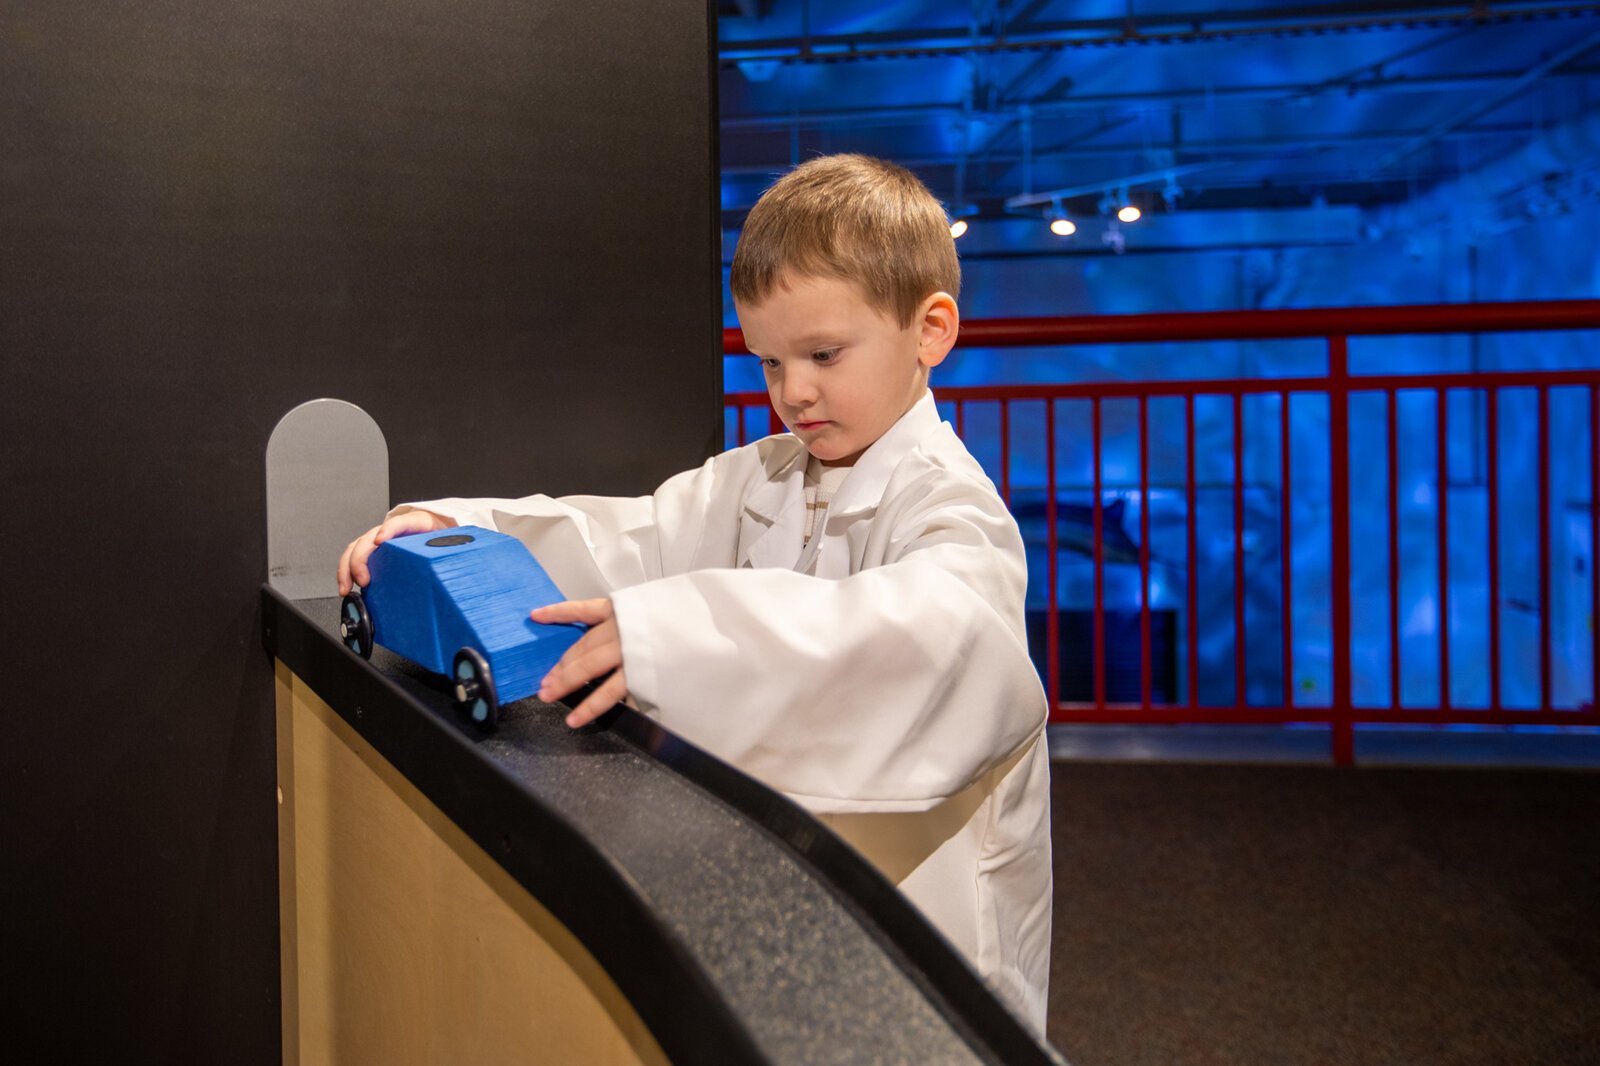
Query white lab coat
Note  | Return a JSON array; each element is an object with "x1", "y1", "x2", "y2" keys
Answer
[{"x1": 395, "y1": 391, "x2": 1053, "y2": 1029}]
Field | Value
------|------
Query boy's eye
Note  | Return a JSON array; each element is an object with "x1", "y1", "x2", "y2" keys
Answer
[
  {"x1": 812, "y1": 348, "x2": 841, "y2": 364},
  {"x1": 759, "y1": 357, "x2": 780, "y2": 370}
]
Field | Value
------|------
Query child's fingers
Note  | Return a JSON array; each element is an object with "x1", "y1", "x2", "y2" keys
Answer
[
  {"x1": 338, "y1": 526, "x2": 380, "y2": 594},
  {"x1": 338, "y1": 513, "x2": 451, "y2": 595},
  {"x1": 374, "y1": 511, "x2": 430, "y2": 545},
  {"x1": 530, "y1": 598, "x2": 614, "y2": 626},
  {"x1": 350, "y1": 528, "x2": 381, "y2": 589},
  {"x1": 337, "y1": 539, "x2": 356, "y2": 596},
  {"x1": 538, "y1": 623, "x2": 621, "y2": 703},
  {"x1": 564, "y1": 668, "x2": 629, "y2": 730}
]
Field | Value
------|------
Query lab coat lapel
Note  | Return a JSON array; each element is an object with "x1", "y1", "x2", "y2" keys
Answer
[
  {"x1": 739, "y1": 393, "x2": 943, "y2": 574},
  {"x1": 738, "y1": 445, "x2": 808, "y2": 569}
]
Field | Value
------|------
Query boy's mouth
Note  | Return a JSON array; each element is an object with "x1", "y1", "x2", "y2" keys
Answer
[{"x1": 794, "y1": 419, "x2": 830, "y2": 431}]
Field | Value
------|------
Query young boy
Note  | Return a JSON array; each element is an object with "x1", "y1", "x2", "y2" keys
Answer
[{"x1": 337, "y1": 154, "x2": 1053, "y2": 1030}]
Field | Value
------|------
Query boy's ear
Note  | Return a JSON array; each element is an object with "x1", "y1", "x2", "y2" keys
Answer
[{"x1": 916, "y1": 291, "x2": 960, "y2": 368}]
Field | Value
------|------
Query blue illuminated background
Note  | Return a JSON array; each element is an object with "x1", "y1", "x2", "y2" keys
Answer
[{"x1": 717, "y1": 2, "x2": 1600, "y2": 720}]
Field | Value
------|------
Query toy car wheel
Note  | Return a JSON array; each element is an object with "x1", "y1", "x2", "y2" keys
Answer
[
  {"x1": 339, "y1": 592, "x2": 373, "y2": 659},
  {"x1": 452, "y1": 647, "x2": 500, "y2": 732}
]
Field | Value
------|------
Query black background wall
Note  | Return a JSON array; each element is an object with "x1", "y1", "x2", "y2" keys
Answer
[{"x1": 0, "y1": 1, "x2": 719, "y2": 1058}]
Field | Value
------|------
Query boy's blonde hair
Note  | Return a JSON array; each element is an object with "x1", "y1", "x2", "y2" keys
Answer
[{"x1": 730, "y1": 154, "x2": 960, "y2": 328}]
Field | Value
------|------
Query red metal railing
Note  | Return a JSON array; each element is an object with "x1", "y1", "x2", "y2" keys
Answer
[{"x1": 725, "y1": 300, "x2": 1600, "y2": 763}]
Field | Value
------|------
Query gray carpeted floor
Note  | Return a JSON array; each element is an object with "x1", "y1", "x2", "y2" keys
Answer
[{"x1": 1044, "y1": 762, "x2": 1600, "y2": 1066}]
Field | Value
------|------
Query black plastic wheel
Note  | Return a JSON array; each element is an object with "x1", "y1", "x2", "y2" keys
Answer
[
  {"x1": 451, "y1": 647, "x2": 500, "y2": 732},
  {"x1": 339, "y1": 591, "x2": 373, "y2": 659}
]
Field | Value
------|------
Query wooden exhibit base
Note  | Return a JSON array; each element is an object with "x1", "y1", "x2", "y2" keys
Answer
[{"x1": 274, "y1": 661, "x2": 667, "y2": 1065}]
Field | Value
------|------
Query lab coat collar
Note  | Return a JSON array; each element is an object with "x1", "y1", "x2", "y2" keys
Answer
[
  {"x1": 827, "y1": 390, "x2": 941, "y2": 517},
  {"x1": 738, "y1": 389, "x2": 941, "y2": 526}
]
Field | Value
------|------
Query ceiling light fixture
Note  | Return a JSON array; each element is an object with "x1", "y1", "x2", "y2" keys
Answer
[
  {"x1": 1048, "y1": 197, "x2": 1076, "y2": 236},
  {"x1": 946, "y1": 201, "x2": 977, "y2": 239}
]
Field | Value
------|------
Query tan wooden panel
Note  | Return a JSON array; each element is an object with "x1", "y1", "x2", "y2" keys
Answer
[{"x1": 276, "y1": 661, "x2": 667, "y2": 1066}]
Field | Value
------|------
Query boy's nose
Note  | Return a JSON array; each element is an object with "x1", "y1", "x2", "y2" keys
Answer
[{"x1": 779, "y1": 368, "x2": 819, "y2": 408}]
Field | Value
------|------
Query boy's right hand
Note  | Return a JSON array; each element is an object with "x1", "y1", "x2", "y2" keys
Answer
[{"x1": 336, "y1": 510, "x2": 455, "y2": 595}]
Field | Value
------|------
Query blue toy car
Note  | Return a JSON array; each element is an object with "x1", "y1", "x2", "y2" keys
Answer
[{"x1": 338, "y1": 526, "x2": 586, "y2": 731}]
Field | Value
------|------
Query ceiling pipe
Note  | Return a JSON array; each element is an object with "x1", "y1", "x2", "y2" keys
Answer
[
  {"x1": 719, "y1": 69, "x2": 1599, "y2": 131},
  {"x1": 719, "y1": 3, "x2": 1600, "y2": 65},
  {"x1": 719, "y1": 125, "x2": 1536, "y2": 177}
]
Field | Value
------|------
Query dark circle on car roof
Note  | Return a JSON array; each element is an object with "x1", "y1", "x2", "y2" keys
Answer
[{"x1": 426, "y1": 534, "x2": 476, "y2": 547}]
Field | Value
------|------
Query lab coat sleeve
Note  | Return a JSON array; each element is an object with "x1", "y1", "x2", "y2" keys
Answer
[
  {"x1": 611, "y1": 479, "x2": 1047, "y2": 815},
  {"x1": 389, "y1": 455, "x2": 735, "y2": 601}
]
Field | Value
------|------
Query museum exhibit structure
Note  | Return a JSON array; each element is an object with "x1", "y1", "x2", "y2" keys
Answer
[{"x1": 264, "y1": 400, "x2": 1066, "y2": 1065}]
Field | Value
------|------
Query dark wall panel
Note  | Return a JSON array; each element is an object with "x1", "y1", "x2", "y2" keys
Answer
[{"x1": 0, "y1": 1, "x2": 718, "y2": 1058}]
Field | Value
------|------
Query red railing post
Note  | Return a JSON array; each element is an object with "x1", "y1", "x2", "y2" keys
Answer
[
  {"x1": 1234, "y1": 392, "x2": 1247, "y2": 711},
  {"x1": 1139, "y1": 395, "x2": 1152, "y2": 709},
  {"x1": 1539, "y1": 386, "x2": 1552, "y2": 710},
  {"x1": 1438, "y1": 388, "x2": 1452, "y2": 710},
  {"x1": 1329, "y1": 336, "x2": 1355, "y2": 765},
  {"x1": 1592, "y1": 385, "x2": 1599, "y2": 710},
  {"x1": 999, "y1": 400, "x2": 1012, "y2": 505},
  {"x1": 1186, "y1": 393, "x2": 1200, "y2": 710},
  {"x1": 1388, "y1": 388, "x2": 1401, "y2": 713},
  {"x1": 1281, "y1": 391, "x2": 1294, "y2": 712},
  {"x1": 1047, "y1": 401, "x2": 1060, "y2": 713},
  {"x1": 1092, "y1": 397, "x2": 1105, "y2": 710},
  {"x1": 1488, "y1": 390, "x2": 1501, "y2": 712}
]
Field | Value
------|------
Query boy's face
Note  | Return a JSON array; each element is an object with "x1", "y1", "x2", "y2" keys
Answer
[{"x1": 735, "y1": 272, "x2": 953, "y2": 467}]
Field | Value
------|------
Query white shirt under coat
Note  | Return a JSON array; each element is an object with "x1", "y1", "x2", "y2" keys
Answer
[{"x1": 395, "y1": 391, "x2": 1054, "y2": 1030}]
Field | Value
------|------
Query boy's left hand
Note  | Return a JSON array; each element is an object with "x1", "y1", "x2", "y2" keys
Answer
[{"x1": 533, "y1": 598, "x2": 628, "y2": 729}]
